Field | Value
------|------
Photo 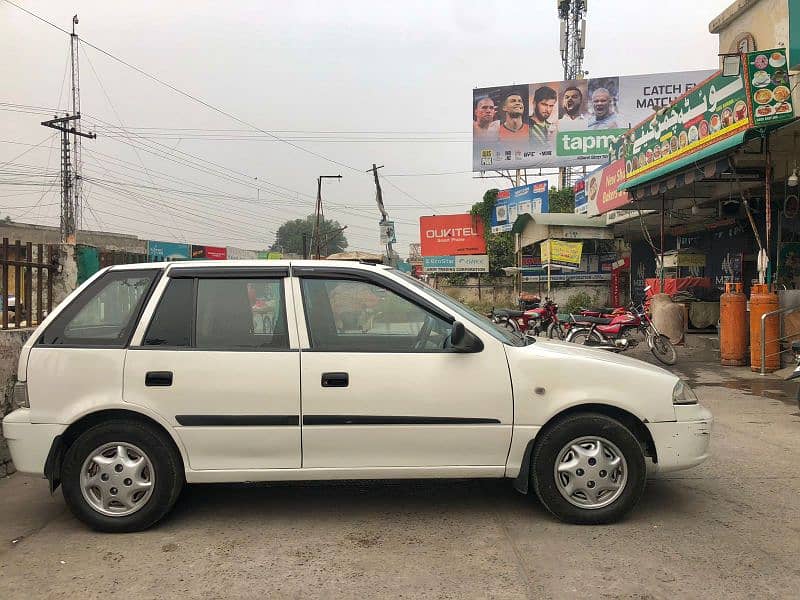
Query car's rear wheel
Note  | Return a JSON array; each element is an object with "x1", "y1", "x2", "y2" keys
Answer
[
  {"x1": 61, "y1": 420, "x2": 184, "y2": 532},
  {"x1": 531, "y1": 413, "x2": 646, "y2": 524}
]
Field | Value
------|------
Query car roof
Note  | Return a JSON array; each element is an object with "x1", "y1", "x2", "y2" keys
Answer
[{"x1": 108, "y1": 259, "x2": 392, "y2": 272}]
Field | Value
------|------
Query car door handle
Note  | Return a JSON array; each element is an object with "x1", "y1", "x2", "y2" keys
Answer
[
  {"x1": 145, "y1": 371, "x2": 173, "y2": 387},
  {"x1": 321, "y1": 372, "x2": 348, "y2": 388}
]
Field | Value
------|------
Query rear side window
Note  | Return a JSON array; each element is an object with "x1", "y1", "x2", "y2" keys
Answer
[
  {"x1": 143, "y1": 278, "x2": 193, "y2": 347},
  {"x1": 40, "y1": 270, "x2": 158, "y2": 347},
  {"x1": 142, "y1": 277, "x2": 289, "y2": 350}
]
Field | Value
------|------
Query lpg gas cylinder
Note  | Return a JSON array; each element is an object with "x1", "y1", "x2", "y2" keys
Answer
[
  {"x1": 720, "y1": 283, "x2": 748, "y2": 366},
  {"x1": 749, "y1": 284, "x2": 779, "y2": 372}
]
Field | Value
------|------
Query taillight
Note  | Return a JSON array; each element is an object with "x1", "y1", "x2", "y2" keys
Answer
[{"x1": 13, "y1": 381, "x2": 29, "y2": 408}]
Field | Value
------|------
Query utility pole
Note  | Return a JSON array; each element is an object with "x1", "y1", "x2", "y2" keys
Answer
[
  {"x1": 313, "y1": 175, "x2": 342, "y2": 259},
  {"x1": 557, "y1": 0, "x2": 587, "y2": 190},
  {"x1": 41, "y1": 115, "x2": 95, "y2": 244},
  {"x1": 70, "y1": 15, "x2": 85, "y2": 230},
  {"x1": 367, "y1": 163, "x2": 396, "y2": 266}
]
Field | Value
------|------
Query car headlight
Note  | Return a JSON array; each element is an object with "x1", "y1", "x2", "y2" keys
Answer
[{"x1": 672, "y1": 380, "x2": 698, "y2": 405}]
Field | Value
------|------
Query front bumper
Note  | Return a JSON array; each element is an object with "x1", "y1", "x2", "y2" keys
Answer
[
  {"x1": 2, "y1": 409, "x2": 65, "y2": 476},
  {"x1": 646, "y1": 404, "x2": 713, "y2": 474}
]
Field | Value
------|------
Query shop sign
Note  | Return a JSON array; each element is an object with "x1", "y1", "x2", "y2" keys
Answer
[
  {"x1": 573, "y1": 178, "x2": 587, "y2": 214},
  {"x1": 422, "y1": 255, "x2": 489, "y2": 273},
  {"x1": 745, "y1": 48, "x2": 794, "y2": 126},
  {"x1": 491, "y1": 181, "x2": 549, "y2": 233},
  {"x1": 192, "y1": 245, "x2": 227, "y2": 260},
  {"x1": 147, "y1": 240, "x2": 191, "y2": 262},
  {"x1": 605, "y1": 209, "x2": 656, "y2": 225},
  {"x1": 522, "y1": 273, "x2": 611, "y2": 283},
  {"x1": 617, "y1": 70, "x2": 750, "y2": 180},
  {"x1": 590, "y1": 159, "x2": 631, "y2": 215},
  {"x1": 548, "y1": 225, "x2": 612, "y2": 240},
  {"x1": 420, "y1": 214, "x2": 486, "y2": 256},
  {"x1": 661, "y1": 253, "x2": 707, "y2": 268},
  {"x1": 541, "y1": 239, "x2": 583, "y2": 269}
]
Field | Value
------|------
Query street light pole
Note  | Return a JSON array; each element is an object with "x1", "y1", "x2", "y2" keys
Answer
[{"x1": 313, "y1": 175, "x2": 342, "y2": 259}]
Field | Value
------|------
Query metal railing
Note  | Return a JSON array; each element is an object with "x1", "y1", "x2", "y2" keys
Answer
[
  {"x1": 1, "y1": 238, "x2": 58, "y2": 330},
  {"x1": 760, "y1": 305, "x2": 800, "y2": 375}
]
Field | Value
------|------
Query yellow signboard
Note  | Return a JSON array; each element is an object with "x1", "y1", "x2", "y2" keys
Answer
[{"x1": 541, "y1": 239, "x2": 583, "y2": 269}]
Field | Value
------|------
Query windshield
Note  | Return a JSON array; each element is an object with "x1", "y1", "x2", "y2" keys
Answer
[{"x1": 392, "y1": 270, "x2": 527, "y2": 347}]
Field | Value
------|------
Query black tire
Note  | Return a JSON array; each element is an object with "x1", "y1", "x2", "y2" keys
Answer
[
  {"x1": 566, "y1": 328, "x2": 601, "y2": 345},
  {"x1": 650, "y1": 334, "x2": 677, "y2": 365},
  {"x1": 546, "y1": 322, "x2": 565, "y2": 340},
  {"x1": 530, "y1": 413, "x2": 646, "y2": 524},
  {"x1": 61, "y1": 420, "x2": 184, "y2": 533}
]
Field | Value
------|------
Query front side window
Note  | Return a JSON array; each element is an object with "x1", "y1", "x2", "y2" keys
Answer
[
  {"x1": 301, "y1": 278, "x2": 452, "y2": 352},
  {"x1": 41, "y1": 270, "x2": 158, "y2": 346}
]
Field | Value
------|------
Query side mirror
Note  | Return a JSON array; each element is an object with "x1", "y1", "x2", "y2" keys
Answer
[{"x1": 450, "y1": 321, "x2": 484, "y2": 353}]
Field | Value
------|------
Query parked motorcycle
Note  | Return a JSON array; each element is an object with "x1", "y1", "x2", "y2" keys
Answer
[
  {"x1": 564, "y1": 301, "x2": 677, "y2": 365},
  {"x1": 547, "y1": 305, "x2": 625, "y2": 340}
]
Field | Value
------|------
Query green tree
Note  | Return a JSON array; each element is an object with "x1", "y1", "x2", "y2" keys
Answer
[
  {"x1": 470, "y1": 189, "x2": 515, "y2": 276},
  {"x1": 548, "y1": 187, "x2": 575, "y2": 213},
  {"x1": 271, "y1": 215, "x2": 348, "y2": 257}
]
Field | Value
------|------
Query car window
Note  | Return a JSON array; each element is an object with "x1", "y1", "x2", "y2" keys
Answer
[
  {"x1": 195, "y1": 278, "x2": 289, "y2": 349},
  {"x1": 301, "y1": 278, "x2": 451, "y2": 352},
  {"x1": 143, "y1": 278, "x2": 193, "y2": 347},
  {"x1": 41, "y1": 270, "x2": 158, "y2": 346}
]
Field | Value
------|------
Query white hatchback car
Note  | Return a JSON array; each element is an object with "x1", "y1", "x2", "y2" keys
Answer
[{"x1": 2, "y1": 260, "x2": 712, "y2": 532}]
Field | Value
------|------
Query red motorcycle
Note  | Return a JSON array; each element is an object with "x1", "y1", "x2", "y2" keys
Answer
[
  {"x1": 564, "y1": 301, "x2": 676, "y2": 365},
  {"x1": 546, "y1": 305, "x2": 624, "y2": 340}
]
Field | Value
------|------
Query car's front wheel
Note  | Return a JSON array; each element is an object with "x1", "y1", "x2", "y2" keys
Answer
[
  {"x1": 61, "y1": 420, "x2": 184, "y2": 532},
  {"x1": 531, "y1": 413, "x2": 646, "y2": 524}
]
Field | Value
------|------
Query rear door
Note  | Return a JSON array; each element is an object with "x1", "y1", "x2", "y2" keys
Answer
[
  {"x1": 294, "y1": 267, "x2": 513, "y2": 470},
  {"x1": 124, "y1": 266, "x2": 301, "y2": 470}
]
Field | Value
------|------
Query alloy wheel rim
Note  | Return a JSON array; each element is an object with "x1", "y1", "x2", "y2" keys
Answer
[
  {"x1": 80, "y1": 442, "x2": 155, "y2": 517},
  {"x1": 554, "y1": 436, "x2": 627, "y2": 509}
]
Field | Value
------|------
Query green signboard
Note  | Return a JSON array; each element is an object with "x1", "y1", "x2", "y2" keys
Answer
[
  {"x1": 745, "y1": 48, "x2": 794, "y2": 126},
  {"x1": 617, "y1": 70, "x2": 750, "y2": 181}
]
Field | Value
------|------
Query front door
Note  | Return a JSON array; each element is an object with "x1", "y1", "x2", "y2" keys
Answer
[
  {"x1": 124, "y1": 268, "x2": 301, "y2": 470},
  {"x1": 294, "y1": 270, "x2": 513, "y2": 469}
]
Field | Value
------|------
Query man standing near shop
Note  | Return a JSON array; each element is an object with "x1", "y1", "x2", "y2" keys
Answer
[
  {"x1": 498, "y1": 91, "x2": 529, "y2": 141},
  {"x1": 473, "y1": 95, "x2": 500, "y2": 142},
  {"x1": 588, "y1": 87, "x2": 621, "y2": 129},
  {"x1": 529, "y1": 85, "x2": 557, "y2": 147},
  {"x1": 558, "y1": 86, "x2": 587, "y2": 131}
]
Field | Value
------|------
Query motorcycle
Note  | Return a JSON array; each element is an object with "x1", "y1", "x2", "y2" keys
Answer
[
  {"x1": 564, "y1": 301, "x2": 677, "y2": 366},
  {"x1": 490, "y1": 294, "x2": 542, "y2": 333},
  {"x1": 547, "y1": 305, "x2": 625, "y2": 340}
]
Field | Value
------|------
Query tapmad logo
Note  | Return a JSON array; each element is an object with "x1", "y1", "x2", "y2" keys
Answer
[{"x1": 557, "y1": 131, "x2": 625, "y2": 156}]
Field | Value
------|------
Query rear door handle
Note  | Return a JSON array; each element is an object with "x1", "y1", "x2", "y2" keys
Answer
[
  {"x1": 145, "y1": 371, "x2": 173, "y2": 387},
  {"x1": 321, "y1": 372, "x2": 348, "y2": 388}
]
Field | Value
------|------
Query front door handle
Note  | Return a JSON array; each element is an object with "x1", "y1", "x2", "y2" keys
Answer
[
  {"x1": 145, "y1": 371, "x2": 173, "y2": 387},
  {"x1": 321, "y1": 372, "x2": 348, "y2": 388}
]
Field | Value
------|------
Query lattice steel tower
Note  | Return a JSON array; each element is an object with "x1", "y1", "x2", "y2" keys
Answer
[{"x1": 557, "y1": 0, "x2": 587, "y2": 189}]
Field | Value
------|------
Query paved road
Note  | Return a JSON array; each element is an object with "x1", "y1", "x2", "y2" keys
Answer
[{"x1": 1, "y1": 351, "x2": 799, "y2": 599}]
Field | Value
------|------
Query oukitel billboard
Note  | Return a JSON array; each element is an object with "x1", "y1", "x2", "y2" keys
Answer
[{"x1": 419, "y1": 214, "x2": 486, "y2": 257}]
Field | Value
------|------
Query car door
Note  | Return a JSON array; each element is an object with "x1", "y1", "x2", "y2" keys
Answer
[
  {"x1": 124, "y1": 266, "x2": 301, "y2": 471},
  {"x1": 294, "y1": 266, "x2": 513, "y2": 471}
]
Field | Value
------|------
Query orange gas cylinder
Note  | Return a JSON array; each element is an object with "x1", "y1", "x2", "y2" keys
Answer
[
  {"x1": 720, "y1": 283, "x2": 748, "y2": 366},
  {"x1": 749, "y1": 283, "x2": 780, "y2": 372}
]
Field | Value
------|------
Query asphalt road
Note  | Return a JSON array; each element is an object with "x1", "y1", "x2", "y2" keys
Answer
[{"x1": 1, "y1": 352, "x2": 799, "y2": 599}]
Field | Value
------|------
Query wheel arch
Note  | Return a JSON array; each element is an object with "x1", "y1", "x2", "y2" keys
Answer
[
  {"x1": 44, "y1": 408, "x2": 187, "y2": 493},
  {"x1": 512, "y1": 403, "x2": 657, "y2": 494}
]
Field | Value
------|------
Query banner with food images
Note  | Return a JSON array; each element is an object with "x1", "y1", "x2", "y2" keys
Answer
[
  {"x1": 613, "y1": 70, "x2": 751, "y2": 180},
  {"x1": 745, "y1": 48, "x2": 794, "y2": 126}
]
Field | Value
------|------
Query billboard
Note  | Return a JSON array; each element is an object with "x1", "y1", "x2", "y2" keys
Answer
[
  {"x1": 577, "y1": 158, "x2": 631, "y2": 216},
  {"x1": 147, "y1": 240, "x2": 190, "y2": 262},
  {"x1": 541, "y1": 239, "x2": 583, "y2": 269},
  {"x1": 423, "y1": 255, "x2": 489, "y2": 273},
  {"x1": 419, "y1": 214, "x2": 486, "y2": 257},
  {"x1": 491, "y1": 180, "x2": 549, "y2": 233},
  {"x1": 472, "y1": 69, "x2": 715, "y2": 171},
  {"x1": 192, "y1": 245, "x2": 228, "y2": 260},
  {"x1": 616, "y1": 70, "x2": 749, "y2": 181}
]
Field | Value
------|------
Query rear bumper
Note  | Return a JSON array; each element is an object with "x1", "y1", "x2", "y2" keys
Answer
[
  {"x1": 2, "y1": 409, "x2": 65, "y2": 476},
  {"x1": 647, "y1": 404, "x2": 713, "y2": 474}
]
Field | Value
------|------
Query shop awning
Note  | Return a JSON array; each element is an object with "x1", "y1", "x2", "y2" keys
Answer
[{"x1": 618, "y1": 131, "x2": 746, "y2": 199}]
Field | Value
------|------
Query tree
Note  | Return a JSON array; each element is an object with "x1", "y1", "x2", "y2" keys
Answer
[
  {"x1": 548, "y1": 187, "x2": 575, "y2": 213},
  {"x1": 470, "y1": 189, "x2": 515, "y2": 276},
  {"x1": 271, "y1": 215, "x2": 348, "y2": 257}
]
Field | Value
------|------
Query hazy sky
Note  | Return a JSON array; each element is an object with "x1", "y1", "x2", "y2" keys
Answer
[{"x1": 1, "y1": 0, "x2": 732, "y2": 253}]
